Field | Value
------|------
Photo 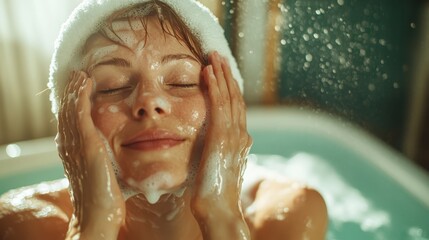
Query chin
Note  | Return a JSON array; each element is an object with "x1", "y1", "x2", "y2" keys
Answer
[{"x1": 118, "y1": 163, "x2": 190, "y2": 203}]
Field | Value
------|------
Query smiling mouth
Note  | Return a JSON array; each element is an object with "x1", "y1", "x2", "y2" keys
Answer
[{"x1": 122, "y1": 138, "x2": 185, "y2": 151}]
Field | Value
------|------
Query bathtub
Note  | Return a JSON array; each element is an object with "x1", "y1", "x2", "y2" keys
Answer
[{"x1": 1, "y1": 107, "x2": 428, "y2": 239}]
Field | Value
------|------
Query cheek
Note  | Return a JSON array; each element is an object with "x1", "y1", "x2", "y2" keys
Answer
[
  {"x1": 176, "y1": 96, "x2": 207, "y2": 134},
  {"x1": 91, "y1": 103, "x2": 128, "y2": 139}
]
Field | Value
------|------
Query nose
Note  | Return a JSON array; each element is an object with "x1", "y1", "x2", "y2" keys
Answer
[{"x1": 132, "y1": 87, "x2": 171, "y2": 119}]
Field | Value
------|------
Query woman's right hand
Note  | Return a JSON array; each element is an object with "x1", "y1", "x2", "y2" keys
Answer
[{"x1": 56, "y1": 71, "x2": 125, "y2": 239}]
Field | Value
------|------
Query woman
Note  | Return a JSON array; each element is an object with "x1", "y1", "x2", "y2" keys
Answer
[{"x1": 0, "y1": 0, "x2": 328, "y2": 239}]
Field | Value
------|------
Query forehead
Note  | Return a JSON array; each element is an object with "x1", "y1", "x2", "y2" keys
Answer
[{"x1": 83, "y1": 17, "x2": 191, "y2": 55}]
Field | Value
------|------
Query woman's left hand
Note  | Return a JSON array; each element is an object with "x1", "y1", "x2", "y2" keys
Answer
[{"x1": 191, "y1": 51, "x2": 252, "y2": 240}]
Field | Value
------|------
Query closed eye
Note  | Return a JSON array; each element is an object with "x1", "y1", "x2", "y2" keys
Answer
[
  {"x1": 98, "y1": 86, "x2": 133, "y2": 95},
  {"x1": 167, "y1": 83, "x2": 198, "y2": 88}
]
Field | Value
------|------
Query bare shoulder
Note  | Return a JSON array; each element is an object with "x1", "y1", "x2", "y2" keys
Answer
[
  {"x1": 242, "y1": 169, "x2": 328, "y2": 240},
  {"x1": 0, "y1": 179, "x2": 72, "y2": 240}
]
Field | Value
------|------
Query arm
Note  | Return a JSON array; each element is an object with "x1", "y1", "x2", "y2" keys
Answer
[
  {"x1": 191, "y1": 51, "x2": 252, "y2": 239},
  {"x1": 57, "y1": 71, "x2": 125, "y2": 239},
  {"x1": 246, "y1": 179, "x2": 328, "y2": 240},
  {"x1": 0, "y1": 183, "x2": 71, "y2": 240}
]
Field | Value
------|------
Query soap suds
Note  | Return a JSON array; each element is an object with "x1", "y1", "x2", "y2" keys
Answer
[
  {"x1": 108, "y1": 105, "x2": 119, "y2": 113},
  {"x1": 125, "y1": 171, "x2": 186, "y2": 204}
]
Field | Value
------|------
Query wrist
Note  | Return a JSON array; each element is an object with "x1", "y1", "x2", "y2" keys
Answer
[
  {"x1": 194, "y1": 210, "x2": 250, "y2": 240},
  {"x1": 76, "y1": 206, "x2": 124, "y2": 240}
]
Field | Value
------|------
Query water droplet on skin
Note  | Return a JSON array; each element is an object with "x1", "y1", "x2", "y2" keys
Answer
[
  {"x1": 108, "y1": 105, "x2": 119, "y2": 113},
  {"x1": 98, "y1": 107, "x2": 105, "y2": 114},
  {"x1": 166, "y1": 204, "x2": 182, "y2": 221},
  {"x1": 67, "y1": 93, "x2": 76, "y2": 103},
  {"x1": 154, "y1": 97, "x2": 171, "y2": 113},
  {"x1": 150, "y1": 62, "x2": 160, "y2": 70},
  {"x1": 135, "y1": 41, "x2": 145, "y2": 57},
  {"x1": 191, "y1": 111, "x2": 200, "y2": 122}
]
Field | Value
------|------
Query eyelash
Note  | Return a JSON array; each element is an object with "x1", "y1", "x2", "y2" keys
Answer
[
  {"x1": 98, "y1": 86, "x2": 132, "y2": 95},
  {"x1": 168, "y1": 83, "x2": 198, "y2": 88}
]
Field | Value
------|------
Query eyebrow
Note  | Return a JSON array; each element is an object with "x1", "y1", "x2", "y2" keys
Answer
[
  {"x1": 89, "y1": 54, "x2": 198, "y2": 72},
  {"x1": 89, "y1": 57, "x2": 131, "y2": 72},
  {"x1": 161, "y1": 54, "x2": 199, "y2": 64}
]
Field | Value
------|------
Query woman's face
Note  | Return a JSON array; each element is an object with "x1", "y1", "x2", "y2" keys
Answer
[{"x1": 82, "y1": 17, "x2": 207, "y2": 198}]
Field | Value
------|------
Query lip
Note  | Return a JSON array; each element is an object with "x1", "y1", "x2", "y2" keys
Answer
[{"x1": 122, "y1": 129, "x2": 185, "y2": 151}]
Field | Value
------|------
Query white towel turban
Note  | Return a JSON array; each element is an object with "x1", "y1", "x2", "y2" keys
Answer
[{"x1": 48, "y1": 0, "x2": 243, "y2": 115}]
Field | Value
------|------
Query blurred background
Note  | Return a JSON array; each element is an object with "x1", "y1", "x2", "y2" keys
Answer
[{"x1": 0, "y1": 0, "x2": 428, "y2": 172}]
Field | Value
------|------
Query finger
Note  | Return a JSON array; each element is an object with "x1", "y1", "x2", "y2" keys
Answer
[
  {"x1": 209, "y1": 51, "x2": 231, "y2": 119},
  {"x1": 231, "y1": 75, "x2": 247, "y2": 131},
  {"x1": 220, "y1": 56, "x2": 241, "y2": 126},
  {"x1": 75, "y1": 74, "x2": 94, "y2": 139},
  {"x1": 203, "y1": 64, "x2": 224, "y2": 126},
  {"x1": 76, "y1": 77, "x2": 107, "y2": 164},
  {"x1": 67, "y1": 72, "x2": 85, "y2": 155}
]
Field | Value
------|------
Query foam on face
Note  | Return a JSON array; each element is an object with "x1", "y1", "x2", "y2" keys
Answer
[
  {"x1": 125, "y1": 172, "x2": 186, "y2": 204},
  {"x1": 108, "y1": 105, "x2": 119, "y2": 113},
  {"x1": 82, "y1": 45, "x2": 119, "y2": 71}
]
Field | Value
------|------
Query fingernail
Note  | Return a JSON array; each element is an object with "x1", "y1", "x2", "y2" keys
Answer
[
  {"x1": 207, "y1": 65, "x2": 214, "y2": 76},
  {"x1": 214, "y1": 51, "x2": 220, "y2": 60}
]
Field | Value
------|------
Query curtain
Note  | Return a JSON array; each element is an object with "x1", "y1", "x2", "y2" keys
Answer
[{"x1": 0, "y1": 0, "x2": 82, "y2": 145}]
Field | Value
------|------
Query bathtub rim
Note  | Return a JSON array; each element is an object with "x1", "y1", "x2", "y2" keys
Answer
[{"x1": 247, "y1": 107, "x2": 429, "y2": 208}]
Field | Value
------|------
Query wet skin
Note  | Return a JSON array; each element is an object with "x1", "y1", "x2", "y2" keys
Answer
[
  {"x1": 0, "y1": 17, "x2": 328, "y2": 240},
  {"x1": 0, "y1": 176, "x2": 328, "y2": 240}
]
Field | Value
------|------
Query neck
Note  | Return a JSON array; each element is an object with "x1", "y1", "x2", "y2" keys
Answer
[{"x1": 120, "y1": 190, "x2": 202, "y2": 240}]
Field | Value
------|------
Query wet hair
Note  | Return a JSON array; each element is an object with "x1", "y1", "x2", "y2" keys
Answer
[{"x1": 97, "y1": 0, "x2": 207, "y2": 65}]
